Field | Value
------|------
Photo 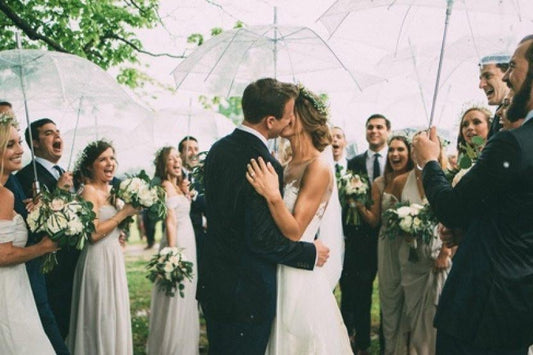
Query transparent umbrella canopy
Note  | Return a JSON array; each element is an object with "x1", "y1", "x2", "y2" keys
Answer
[
  {"x1": 171, "y1": 22, "x2": 382, "y2": 97},
  {"x1": 0, "y1": 49, "x2": 149, "y2": 192},
  {"x1": 318, "y1": 0, "x2": 533, "y2": 126}
]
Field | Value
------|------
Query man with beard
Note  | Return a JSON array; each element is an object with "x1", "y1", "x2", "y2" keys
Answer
[
  {"x1": 16, "y1": 118, "x2": 75, "y2": 354},
  {"x1": 478, "y1": 53, "x2": 510, "y2": 137},
  {"x1": 340, "y1": 114, "x2": 390, "y2": 355},
  {"x1": 413, "y1": 35, "x2": 533, "y2": 354}
]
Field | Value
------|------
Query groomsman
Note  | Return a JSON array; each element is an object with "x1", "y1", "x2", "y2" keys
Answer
[
  {"x1": 340, "y1": 114, "x2": 390, "y2": 355},
  {"x1": 478, "y1": 53, "x2": 510, "y2": 138},
  {"x1": 178, "y1": 135, "x2": 207, "y2": 263},
  {"x1": 16, "y1": 118, "x2": 75, "y2": 354},
  {"x1": 413, "y1": 35, "x2": 533, "y2": 354},
  {"x1": 332, "y1": 126, "x2": 348, "y2": 174}
]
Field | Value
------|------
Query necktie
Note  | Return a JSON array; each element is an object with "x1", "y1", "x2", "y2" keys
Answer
[
  {"x1": 335, "y1": 163, "x2": 342, "y2": 175},
  {"x1": 373, "y1": 153, "x2": 381, "y2": 181},
  {"x1": 53, "y1": 165, "x2": 64, "y2": 177}
]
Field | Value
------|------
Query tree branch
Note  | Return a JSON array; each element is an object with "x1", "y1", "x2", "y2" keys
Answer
[
  {"x1": 105, "y1": 33, "x2": 185, "y2": 59},
  {"x1": 0, "y1": 0, "x2": 68, "y2": 52}
]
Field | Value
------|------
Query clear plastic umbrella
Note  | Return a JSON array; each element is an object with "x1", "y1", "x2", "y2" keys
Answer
[
  {"x1": 318, "y1": 0, "x2": 533, "y2": 126},
  {"x1": 0, "y1": 49, "x2": 148, "y2": 194},
  {"x1": 172, "y1": 9, "x2": 383, "y2": 97}
]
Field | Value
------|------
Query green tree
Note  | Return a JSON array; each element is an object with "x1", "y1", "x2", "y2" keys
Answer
[{"x1": 0, "y1": 0, "x2": 182, "y2": 88}]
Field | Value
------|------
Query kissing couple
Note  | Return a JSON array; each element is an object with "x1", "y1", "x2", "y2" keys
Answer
[{"x1": 199, "y1": 78, "x2": 352, "y2": 355}]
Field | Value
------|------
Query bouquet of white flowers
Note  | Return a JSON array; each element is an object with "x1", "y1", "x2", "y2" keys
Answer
[
  {"x1": 112, "y1": 170, "x2": 167, "y2": 229},
  {"x1": 27, "y1": 189, "x2": 96, "y2": 273},
  {"x1": 383, "y1": 201, "x2": 437, "y2": 262},
  {"x1": 336, "y1": 169, "x2": 371, "y2": 226},
  {"x1": 146, "y1": 247, "x2": 194, "y2": 297}
]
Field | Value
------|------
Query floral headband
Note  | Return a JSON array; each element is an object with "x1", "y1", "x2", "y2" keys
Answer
[
  {"x1": 297, "y1": 83, "x2": 329, "y2": 117},
  {"x1": 0, "y1": 111, "x2": 19, "y2": 128}
]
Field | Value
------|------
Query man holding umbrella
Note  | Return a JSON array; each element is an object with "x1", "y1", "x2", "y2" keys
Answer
[
  {"x1": 17, "y1": 118, "x2": 76, "y2": 354},
  {"x1": 413, "y1": 35, "x2": 533, "y2": 354}
]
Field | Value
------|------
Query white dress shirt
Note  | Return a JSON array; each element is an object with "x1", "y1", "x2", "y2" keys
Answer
[
  {"x1": 35, "y1": 157, "x2": 62, "y2": 180},
  {"x1": 365, "y1": 146, "x2": 388, "y2": 181},
  {"x1": 237, "y1": 125, "x2": 269, "y2": 148},
  {"x1": 523, "y1": 110, "x2": 533, "y2": 125}
]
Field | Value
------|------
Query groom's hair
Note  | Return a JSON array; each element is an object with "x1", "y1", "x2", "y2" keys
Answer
[{"x1": 242, "y1": 78, "x2": 299, "y2": 124}]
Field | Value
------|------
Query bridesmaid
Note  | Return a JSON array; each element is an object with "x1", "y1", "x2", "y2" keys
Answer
[
  {"x1": 146, "y1": 147, "x2": 199, "y2": 355},
  {"x1": 455, "y1": 106, "x2": 491, "y2": 157},
  {"x1": 68, "y1": 140, "x2": 138, "y2": 355},
  {"x1": 357, "y1": 136, "x2": 413, "y2": 354},
  {"x1": 395, "y1": 135, "x2": 452, "y2": 355},
  {"x1": 0, "y1": 113, "x2": 57, "y2": 354}
]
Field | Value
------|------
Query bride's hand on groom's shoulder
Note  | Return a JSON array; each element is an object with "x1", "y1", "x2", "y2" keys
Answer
[
  {"x1": 313, "y1": 239, "x2": 330, "y2": 267},
  {"x1": 246, "y1": 157, "x2": 281, "y2": 202}
]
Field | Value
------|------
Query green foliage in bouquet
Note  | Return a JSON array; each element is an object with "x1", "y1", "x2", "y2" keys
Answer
[
  {"x1": 112, "y1": 170, "x2": 167, "y2": 230},
  {"x1": 383, "y1": 201, "x2": 437, "y2": 245},
  {"x1": 146, "y1": 247, "x2": 194, "y2": 297},
  {"x1": 445, "y1": 135, "x2": 485, "y2": 183},
  {"x1": 26, "y1": 188, "x2": 96, "y2": 273}
]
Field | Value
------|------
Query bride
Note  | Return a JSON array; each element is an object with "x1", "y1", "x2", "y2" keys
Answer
[{"x1": 246, "y1": 85, "x2": 352, "y2": 354}]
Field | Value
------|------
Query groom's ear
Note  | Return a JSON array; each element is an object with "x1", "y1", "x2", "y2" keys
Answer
[{"x1": 265, "y1": 115, "x2": 276, "y2": 130}]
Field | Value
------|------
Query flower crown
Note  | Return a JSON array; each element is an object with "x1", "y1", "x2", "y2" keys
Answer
[
  {"x1": 0, "y1": 111, "x2": 19, "y2": 128},
  {"x1": 297, "y1": 83, "x2": 329, "y2": 117}
]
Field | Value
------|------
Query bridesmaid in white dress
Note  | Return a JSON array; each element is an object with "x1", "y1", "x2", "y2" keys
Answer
[
  {"x1": 68, "y1": 140, "x2": 138, "y2": 355},
  {"x1": 246, "y1": 86, "x2": 352, "y2": 354},
  {"x1": 146, "y1": 147, "x2": 199, "y2": 355},
  {"x1": 356, "y1": 136, "x2": 413, "y2": 355},
  {"x1": 0, "y1": 115, "x2": 57, "y2": 354},
  {"x1": 396, "y1": 142, "x2": 452, "y2": 355}
]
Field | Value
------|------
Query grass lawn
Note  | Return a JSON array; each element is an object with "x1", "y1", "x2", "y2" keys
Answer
[{"x1": 126, "y1": 222, "x2": 381, "y2": 354}]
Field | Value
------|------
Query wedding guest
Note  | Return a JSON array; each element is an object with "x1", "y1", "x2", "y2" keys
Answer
[
  {"x1": 146, "y1": 146, "x2": 200, "y2": 355},
  {"x1": 68, "y1": 140, "x2": 138, "y2": 355},
  {"x1": 455, "y1": 106, "x2": 491, "y2": 156},
  {"x1": 414, "y1": 36, "x2": 533, "y2": 351},
  {"x1": 16, "y1": 118, "x2": 73, "y2": 353},
  {"x1": 340, "y1": 114, "x2": 390, "y2": 354},
  {"x1": 478, "y1": 53, "x2": 511, "y2": 137},
  {"x1": 357, "y1": 135, "x2": 413, "y2": 354},
  {"x1": 179, "y1": 136, "x2": 207, "y2": 264},
  {"x1": 394, "y1": 135, "x2": 451, "y2": 355},
  {"x1": 332, "y1": 126, "x2": 348, "y2": 173},
  {"x1": 0, "y1": 112, "x2": 57, "y2": 354}
]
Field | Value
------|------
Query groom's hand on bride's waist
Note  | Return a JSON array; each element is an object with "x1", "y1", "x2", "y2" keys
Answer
[{"x1": 313, "y1": 239, "x2": 330, "y2": 267}]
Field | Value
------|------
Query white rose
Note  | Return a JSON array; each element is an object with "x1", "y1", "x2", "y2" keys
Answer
[
  {"x1": 66, "y1": 218, "x2": 84, "y2": 236},
  {"x1": 412, "y1": 217, "x2": 422, "y2": 229},
  {"x1": 409, "y1": 203, "x2": 424, "y2": 215},
  {"x1": 160, "y1": 247, "x2": 172, "y2": 256},
  {"x1": 46, "y1": 213, "x2": 69, "y2": 234},
  {"x1": 396, "y1": 206, "x2": 411, "y2": 218},
  {"x1": 158, "y1": 256, "x2": 166, "y2": 263},
  {"x1": 169, "y1": 256, "x2": 179, "y2": 266},
  {"x1": 138, "y1": 188, "x2": 156, "y2": 207},
  {"x1": 27, "y1": 207, "x2": 42, "y2": 232},
  {"x1": 66, "y1": 202, "x2": 82, "y2": 214},
  {"x1": 163, "y1": 262, "x2": 174, "y2": 273},
  {"x1": 399, "y1": 215, "x2": 413, "y2": 233},
  {"x1": 50, "y1": 198, "x2": 65, "y2": 212}
]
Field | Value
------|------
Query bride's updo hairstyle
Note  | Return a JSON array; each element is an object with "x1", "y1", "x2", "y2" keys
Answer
[
  {"x1": 295, "y1": 84, "x2": 332, "y2": 152},
  {"x1": 73, "y1": 139, "x2": 115, "y2": 189}
]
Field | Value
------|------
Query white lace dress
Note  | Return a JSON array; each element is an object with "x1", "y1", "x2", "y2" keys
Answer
[
  {"x1": 0, "y1": 215, "x2": 55, "y2": 355},
  {"x1": 266, "y1": 161, "x2": 352, "y2": 355},
  {"x1": 146, "y1": 194, "x2": 200, "y2": 355}
]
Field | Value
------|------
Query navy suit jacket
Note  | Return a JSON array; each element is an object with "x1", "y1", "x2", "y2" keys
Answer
[
  {"x1": 198, "y1": 129, "x2": 316, "y2": 324},
  {"x1": 423, "y1": 119, "x2": 533, "y2": 349}
]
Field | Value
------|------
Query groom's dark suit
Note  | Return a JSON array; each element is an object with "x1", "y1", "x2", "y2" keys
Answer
[
  {"x1": 17, "y1": 160, "x2": 78, "y2": 354},
  {"x1": 339, "y1": 151, "x2": 379, "y2": 351},
  {"x1": 422, "y1": 119, "x2": 533, "y2": 352},
  {"x1": 199, "y1": 128, "x2": 316, "y2": 355}
]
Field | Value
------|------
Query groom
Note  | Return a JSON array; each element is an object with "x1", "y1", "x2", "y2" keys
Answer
[{"x1": 199, "y1": 78, "x2": 330, "y2": 355}]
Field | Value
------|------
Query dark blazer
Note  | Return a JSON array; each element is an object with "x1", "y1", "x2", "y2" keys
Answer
[
  {"x1": 423, "y1": 119, "x2": 533, "y2": 349},
  {"x1": 5, "y1": 174, "x2": 27, "y2": 218},
  {"x1": 17, "y1": 160, "x2": 80, "y2": 341},
  {"x1": 198, "y1": 129, "x2": 316, "y2": 325}
]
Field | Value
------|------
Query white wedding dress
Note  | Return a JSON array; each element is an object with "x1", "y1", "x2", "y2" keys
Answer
[{"x1": 266, "y1": 158, "x2": 352, "y2": 355}]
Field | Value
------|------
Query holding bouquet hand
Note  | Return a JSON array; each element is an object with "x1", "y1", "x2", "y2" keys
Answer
[
  {"x1": 383, "y1": 201, "x2": 437, "y2": 262},
  {"x1": 336, "y1": 168, "x2": 371, "y2": 226},
  {"x1": 112, "y1": 170, "x2": 167, "y2": 229},
  {"x1": 26, "y1": 188, "x2": 95, "y2": 273},
  {"x1": 146, "y1": 247, "x2": 194, "y2": 297}
]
